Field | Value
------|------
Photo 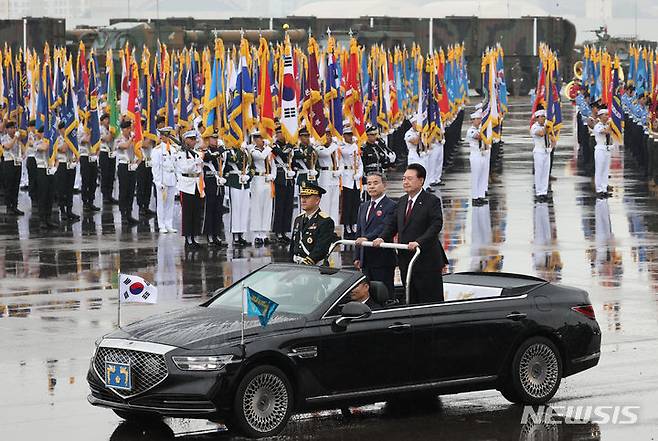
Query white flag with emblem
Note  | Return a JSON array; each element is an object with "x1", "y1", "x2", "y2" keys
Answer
[{"x1": 119, "y1": 273, "x2": 158, "y2": 304}]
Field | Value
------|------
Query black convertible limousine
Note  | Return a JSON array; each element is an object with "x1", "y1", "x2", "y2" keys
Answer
[{"x1": 88, "y1": 245, "x2": 601, "y2": 438}]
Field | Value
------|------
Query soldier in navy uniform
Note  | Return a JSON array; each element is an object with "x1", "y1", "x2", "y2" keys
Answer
[
  {"x1": 290, "y1": 182, "x2": 336, "y2": 265},
  {"x1": 176, "y1": 130, "x2": 205, "y2": 248},
  {"x1": 200, "y1": 130, "x2": 227, "y2": 247},
  {"x1": 271, "y1": 123, "x2": 296, "y2": 243}
]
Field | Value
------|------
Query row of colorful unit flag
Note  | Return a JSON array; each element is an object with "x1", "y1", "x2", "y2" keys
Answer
[
  {"x1": 478, "y1": 44, "x2": 508, "y2": 146},
  {"x1": 0, "y1": 35, "x2": 469, "y2": 157},
  {"x1": 531, "y1": 43, "x2": 564, "y2": 143}
]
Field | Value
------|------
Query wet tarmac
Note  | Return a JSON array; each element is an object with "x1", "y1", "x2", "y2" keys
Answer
[{"x1": 1, "y1": 98, "x2": 658, "y2": 440}]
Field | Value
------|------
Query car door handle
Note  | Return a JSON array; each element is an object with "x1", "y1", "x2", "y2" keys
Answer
[
  {"x1": 506, "y1": 312, "x2": 527, "y2": 321},
  {"x1": 388, "y1": 323, "x2": 411, "y2": 332}
]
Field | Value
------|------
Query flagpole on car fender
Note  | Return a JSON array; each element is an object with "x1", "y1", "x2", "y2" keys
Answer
[
  {"x1": 241, "y1": 282, "x2": 245, "y2": 347},
  {"x1": 117, "y1": 270, "x2": 122, "y2": 329}
]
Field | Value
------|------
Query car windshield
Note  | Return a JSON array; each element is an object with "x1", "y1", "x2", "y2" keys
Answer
[{"x1": 206, "y1": 266, "x2": 351, "y2": 315}]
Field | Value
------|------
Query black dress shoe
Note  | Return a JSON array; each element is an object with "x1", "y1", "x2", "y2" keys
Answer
[
  {"x1": 437, "y1": 181, "x2": 446, "y2": 186},
  {"x1": 607, "y1": 185, "x2": 614, "y2": 192},
  {"x1": 254, "y1": 238, "x2": 264, "y2": 246},
  {"x1": 606, "y1": 192, "x2": 613, "y2": 198},
  {"x1": 596, "y1": 192, "x2": 607, "y2": 199},
  {"x1": 123, "y1": 216, "x2": 139, "y2": 225},
  {"x1": 479, "y1": 198, "x2": 489, "y2": 205},
  {"x1": 67, "y1": 211, "x2": 80, "y2": 221},
  {"x1": 472, "y1": 198, "x2": 482, "y2": 206},
  {"x1": 263, "y1": 238, "x2": 271, "y2": 245},
  {"x1": 212, "y1": 237, "x2": 228, "y2": 248},
  {"x1": 110, "y1": 198, "x2": 119, "y2": 205}
]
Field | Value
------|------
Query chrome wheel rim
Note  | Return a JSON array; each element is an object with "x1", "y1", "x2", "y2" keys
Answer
[
  {"x1": 519, "y1": 343, "x2": 559, "y2": 399},
  {"x1": 242, "y1": 373, "x2": 289, "y2": 433}
]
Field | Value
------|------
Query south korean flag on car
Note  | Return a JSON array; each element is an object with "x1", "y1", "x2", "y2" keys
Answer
[{"x1": 119, "y1": 274, "x2": 158, "y2": 304}]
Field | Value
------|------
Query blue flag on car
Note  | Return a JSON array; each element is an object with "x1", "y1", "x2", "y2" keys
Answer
[{"x1": 246, "y1": 287, "x2": 278, "y2": 327}]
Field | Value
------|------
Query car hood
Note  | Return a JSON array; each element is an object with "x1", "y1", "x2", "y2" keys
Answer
[{"x1": 106, "y1": 306, "x2": 306, "y2": 350}]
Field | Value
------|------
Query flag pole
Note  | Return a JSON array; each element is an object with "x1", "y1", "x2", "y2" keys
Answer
[
  {"x1": 240, "y1": 282, "x2": 245, "y2": 346},
  {"x1": 117, "y1": 270, "x2": 122, "y2": 329}
]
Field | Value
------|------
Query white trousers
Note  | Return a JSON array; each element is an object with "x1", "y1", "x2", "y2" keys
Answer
[
  {"x1": 230, "y1": 187, "x2": 250, "y2": 233},
  {"x1": 483, "y1": 149, "x2": 491, "y2": 193},
  {"x1": 594, "y1": 147, "x2": 611, "y2": 193},
  {"x1": 533, "y1": 150, "x2": 551, "y2": 196},
  {"x1": 469, "y1": 152, "x2": 488, "y2": 199},
  {"x1": 428, "y1": 144, "x2": 444, "y2": 184},
  {"x1": 156, "y1": 185, "x2": 176, "y2": 230},
  {"x1": 249, "y1": 176, "x2": 273, "y2": 237},
  {"x1": 318, "y1": 171, "x2": 340, "y2": 222}
]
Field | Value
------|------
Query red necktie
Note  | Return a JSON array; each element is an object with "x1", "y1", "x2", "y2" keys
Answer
[
  {"x1": 404, "y1": 198, "x2": 413, "y2": 224},
  {"x1": 367, "y1": 201, "x2": 376, "y2": 222}
]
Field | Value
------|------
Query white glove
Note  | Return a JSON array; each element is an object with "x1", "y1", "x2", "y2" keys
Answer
[
  {"x1": 308, "y1": 169, "x2": 318, "y2": 177},
  {"x1": 239, "y1": 174, "x2": 250, "y2": 184},
  {"x1": 332, "y1": 170, "x2": 342, "y2": 178},
  {"x1": 218, "y1": 177, "x2": 227, "y2": 185},
  {"x1": 286, "y1": 170, "x2": 296, "y2": 178},
  {"x1": 265, "y1": 175, "x2": 274, "y2": 182}
]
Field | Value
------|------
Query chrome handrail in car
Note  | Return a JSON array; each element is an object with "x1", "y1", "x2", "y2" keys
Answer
[{"x1": 327, "y1": 239, "x2": 421, "y2": 305}]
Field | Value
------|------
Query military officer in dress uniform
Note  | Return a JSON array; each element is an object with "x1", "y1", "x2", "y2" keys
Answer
[
  {"x1": 290, "y1": 182, "x2": 336, "y2": 265},
  {"x1": 362, "y1": 125, "x2": 383, "y2": 176},
  {"x1": 339, "y1": 124, "x2": 363, "y2": 239},
  {"x1": 223, "y1": 140, "x2": 251, "y2": 247},
  {"x1": 136, "y1": 134, "x2": 156, "y2": 217},
  {"x1": 292, "y1": 126, "x2": 317, "y2": 196},
  {"x1": 115, "y1": 119, "x2": 139, "y2": 225},
  {"x1": 271, "y1": 123, "x2": 296, "y2": 243},
  {"x1": 152, "y1": 127, "x2": 178, "y2": 233},
  {"x1": 176, "y1": 130, "x2": 205, "y2": 248},
  {"x1": 249, "y1": 131, "x2": 275, "y2": 245},
  {"x1": 34, "y1": 127, "x2": 58, "y2": 229},
  {"x1": 315, "y1": 127, "x2": 340, "y2": 222},
  {"x1": 99, "y1": 113, "x2": 118, "y2": 205},
  {"x1": 54, "y1": 121, "x2": 80, "y2": 222},
  {"x1": 1, "y1": 120, "x2": 24, "y2": 215},
  {"x1": 594, "y1": 109, "x2": 613, "y2": 199},
  {"x1": 25, "y1": 120, "x2": 39, "y2": 205},
  {"x1": 467, "y1": 110, "x2": 487, "y2": 206},
  {"x1": 78, "y1": 120, "x2": 100, "y2": 212},
  {"x1": 200, "y1": 129, "x2": 227, "y2": 247},
  {"x1": 531, "y1": 109, "x2": 551, "y2": 203}
]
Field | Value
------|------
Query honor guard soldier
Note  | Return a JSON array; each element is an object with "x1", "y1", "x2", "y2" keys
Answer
[
  {"x1": 54, "y1": 121, "x2": 80, "y2": 222},
  {"x1": 176, "y1": 130, "x2": 205, "y2": 248},
  {"x1": 249, "y1": 131, "x2": 276, "y2": 245},
  {"x1": 25, "y1": 120, "x2": 38, "y2": 205},
  {"x1": 78, "y1": 118, "x2": 100, "y2": 212},
  {"x1": 271, "y1": 122, "x2": 296, "y2": 243},
  {"x1": 594, "y1": 109, "x2": 613, "y2": 199},
  {"x1": 314, "y1": 127, "x2": 340, "y2": 222},
  {"x1": 2, "y1": 120, "x2": 24, "y2": 215},
  {"x1": 531, "y1": 109, "x2": 551, "y2": 203},
  {"x1": 136, "y1": 134, "x2": 156, "y2": 217},
  {"x1": 223, "y1": 140, "x2": 251, "y2": 247},
  {"x1": 290, "y1": 182, "x2": 336, "y2": 265},
  {"x1": 339, "y1": 123, "x2": 363, "y2": 239},
  {"x1": 152, "y1": 127, "x2": 178, "y2": 233},
  {"x1": 467, "y1": 110, "x2": 487, "y2": 205},
  {"x1": 99, "y1": 113, "x2": 118, "y2": 204},
  {"x1": 292, "y1": 126, "x2": 318, "y2": 193},
  {"x1": 34, "y1": 127, "x2": 58, "y2": 229},
  {"x1": 362, "y1": 125, "x2": 384, "y2": 175},
  {"x1": 200, "y1": 129, "x2": 227, "y2": 247},
  {"x1": 115, "y1": 119, "x2": 139, "y2": 225}
]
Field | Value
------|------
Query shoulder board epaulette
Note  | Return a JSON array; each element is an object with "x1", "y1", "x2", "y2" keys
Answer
[{"x1": 318, "y1": 211, "x2": 329, "y2": 219}]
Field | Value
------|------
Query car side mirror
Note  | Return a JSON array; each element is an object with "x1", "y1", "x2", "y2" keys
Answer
[{"x1": 333, "y1": 301, "x2": 372, "y2": 330}]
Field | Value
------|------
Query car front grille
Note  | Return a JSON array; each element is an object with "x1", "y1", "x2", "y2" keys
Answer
[{"x1": 94, "y1": 347, "x2": 168, "y2": 398}]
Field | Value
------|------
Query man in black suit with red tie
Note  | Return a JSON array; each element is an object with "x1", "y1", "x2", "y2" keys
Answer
[
  {"x1": 374, "y1": 163, "x2": 448, "y2": 304},
  {"x1": 354, "y1": 172, "x2": 397, "y2": 297}
]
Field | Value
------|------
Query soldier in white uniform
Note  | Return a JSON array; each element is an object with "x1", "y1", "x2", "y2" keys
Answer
[
  {"x1": 428, "y1": 133, "x2": 445, "y2": 187},
  {"x1": 467, "y1": 110, "x2": 487, "y2": 206},
  {"x1": 339, "y1": 124, "x2": 364, "y2": 239},
  {"x1": 314, "y1": 127, "x2": 340, "y2": 222},
  {"x1": 1, "y1": 120, "x2": 24, "y2": 215},
  {"x1": 25, "y1": 120, "x2": 38, "y2": 204},
  {"x1": 530, "y1": 109, "x2": 551, "y2": 203},
  {"x1": 151, "y1": 127, "x2": 178, "y2": 234},
  {"x1": 248, "y1": 131, "x2": 275, "y2": 245},
  {"x1": 115, "y1": 119, "x2": 139, "y2": 225},
  {"x1": 593, "y1": 109, "x2": 613, "y2": 199},
  {"x1": 223, "y1": 141, "x2": 251, "y2": 247},
  {"x1": 176, "y1": 130, "x2": 205, "y2": 248},
  {"x1": 99, "y1": 114, "x2": 118, "y2": 205}
]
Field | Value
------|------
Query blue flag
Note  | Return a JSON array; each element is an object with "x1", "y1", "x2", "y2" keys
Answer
[{"x1": 246, "y1": 287, "x2": 278, "y2": 327}]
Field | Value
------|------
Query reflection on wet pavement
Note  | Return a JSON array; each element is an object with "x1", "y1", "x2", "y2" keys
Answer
[{"x1": 1, "y1": 99, "x2": 658, "y2": 440}]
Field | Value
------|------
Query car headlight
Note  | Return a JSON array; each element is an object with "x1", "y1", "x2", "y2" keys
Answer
[{"x1": 172, "y1": 355, "x2": 235, "y2": 371}]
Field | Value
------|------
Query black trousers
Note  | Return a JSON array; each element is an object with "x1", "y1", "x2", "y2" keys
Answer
[
  {"x1": 80, "y1": 156, "x2": 99, "y2": 206},
  {"x1": 117, "y1": 164, "x2": 136, "y2": 215},
  {"x1": 400, "y1": 268, "x2": 444, "y2": 304},
  {"x1": 341, "y1": 187, "x2": 360, "y2": 225},
  {"x1": 136, "y1": 163, "x2": 153, "y2": 209},
  {"x1": 36, "y1": 168, "x2": 55, "y2": 222},
  {"x1": 363, "y1": 266, "x2": 395, "y2": 300},
  {"x1": 2, "y1": 161, "x2": 21, "y2": 209},
  {"x1": 26, "y1": 156, "x2": 38, "y2": 201},
  {"x1": 202, "y1": 179, "x2": 224, "y2": 236},
  {"x1": 55, "y1": 163, "x2": 74, "y2": 209},
  {"x1": 181, "y1": 189, "x2": 203, "y2": 237},
  {"x1": 273, "y1": 181, "x2": 294, "y2": 234},
  {"x1": 99, "y1": 151, "x2": 116, "y2": 199}
]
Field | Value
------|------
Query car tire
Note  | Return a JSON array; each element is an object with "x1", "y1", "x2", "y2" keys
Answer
[
  {"x1": 503, "y1": 336, "x2": 562, "y2": 405},
  {"x1": 231, "y1": 365, "x2": 293, "y2": 438},
  {"x1": 112, "y1": 409, "x2": 162, "y2": 424}
]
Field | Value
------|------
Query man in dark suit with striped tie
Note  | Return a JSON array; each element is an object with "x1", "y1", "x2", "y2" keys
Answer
[
  {"x1": 374, "y1": 163, "x2": 448, "y2": 304},
  {"x1": 354, "y1": 172, "x2": 397, "y2": 298}
]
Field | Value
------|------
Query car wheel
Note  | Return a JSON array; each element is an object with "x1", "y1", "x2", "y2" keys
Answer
[
  {"x1": 506, "y1": 336, "x2": 562, "y2": 405},
  {"x1": 112, "y1": 409, "x2": 162, "y2": 424},
  {"x1": 232, "y1": 365, "x2": 293, "y2": 438}
]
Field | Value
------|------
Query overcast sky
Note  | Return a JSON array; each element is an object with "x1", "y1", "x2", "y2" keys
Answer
[{"x1": 4, "y1": 0, "x2": 658, "y2": 43}]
